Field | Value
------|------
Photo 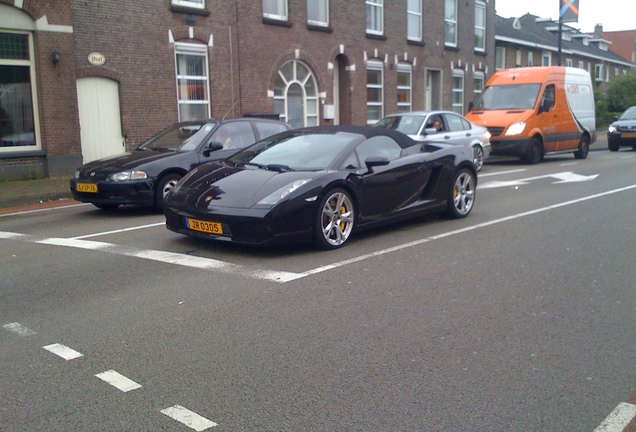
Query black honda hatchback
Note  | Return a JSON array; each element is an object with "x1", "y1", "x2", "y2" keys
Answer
[{"x1": 70, "y1": 118, "x2": 291, "y2": 210}]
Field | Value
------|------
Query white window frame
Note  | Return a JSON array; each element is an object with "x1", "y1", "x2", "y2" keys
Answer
[
  {"x1": 594, "y1": 64, "x2": 602, "y2": 81},
  {"x1": 366, "y1": 60, "x2": 384, "y2": 124},
  {"x1": 307, "y1": 0, "x2": 329, "y2": 27},
  {"x1": 397, "y1": 64, "x2": 412, "y2": 113},
  {"x1": 542, "y1": 52, "x2": 551, "y2": 66},
  {"x1": 527, "y1": 51, "x2": 534, "y2": 66},
  {"x1": 0, "y1": 30, "x2": 41, "y2": 153},
  {"x1": 273, "y1": 60, "x2": 319, "y2": 128},
  {"x1": 578, "y1": 60, "x2": 584, "y2": 69},
  {"x1": 495, "y1": 46, "x2": 506, "y2": 70},
  {"x1": 445, "y1": 0, "x2": 458, "y2": 47},
  {"x1": 452, "y1": 69, "x2": 464, "y2": 115},
  {"x1": 263, "y1": 0, "x2": 288, "y2": 21},
  {"x1": 474, "y1": 1, "x2": 486, "y2": 52},
  {"x1": 604, "y1": 66, "x2": 610, "y2": 82},
  {"x1": 515, "y1": 49, "x2": 522, "y2": 67},
  {"x1": 407, "y1": 0, "x2": 422, "y2": 42},
  {"x1": 565, "y1": 58, "x2": 573, "y2": 67},
  {"x1": 366, "y1": 0, "x2": 383, "y2": 35},
  {"x1": 473, "y1": 71, "x2": 485, "y2": 97},
  {"x1": 171, "y1": 0, "x2": 204, "y2": 9},
  {"x1": 174, "y1": 42, "x2": 211, "y2": 122}
]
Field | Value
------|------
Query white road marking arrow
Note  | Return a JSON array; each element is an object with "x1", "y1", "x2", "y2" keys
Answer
[{"x1": 480, "y1": 171, "x2": 598, "y2": 189}]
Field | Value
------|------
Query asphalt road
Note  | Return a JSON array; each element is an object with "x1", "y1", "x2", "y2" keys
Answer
[{"x1": 1, "y1": 142, "x2": 636, "y2": 431}]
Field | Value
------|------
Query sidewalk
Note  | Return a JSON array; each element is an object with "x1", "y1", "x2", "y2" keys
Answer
[{"x1": 0, "y1": 177, "x2": 73, "y2": 209}]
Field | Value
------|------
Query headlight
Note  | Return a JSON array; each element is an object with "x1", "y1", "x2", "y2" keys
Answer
[
  {"x1": 74, "y1": 170, "x2": 80, "y2": 179},
  {"x1": 484, "y1": 131, "x2": 491, "y2": 140},
  {"x1": 258, "y1": 179, "x2": 310, "y2": 206},
  {"x1": 505, "y1": 122, "x2": 526, "y2": 136},
  {"x1": 608, "y1": 125, "x2": 616, "y2": 133},
  {"x1": 109, "y1": 170, "x2": 148, "y2": 181}
]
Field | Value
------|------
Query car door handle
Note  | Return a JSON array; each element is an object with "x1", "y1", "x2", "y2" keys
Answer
[{"x1": 444, "y1": 135, "x2": 451, "y2": 139}]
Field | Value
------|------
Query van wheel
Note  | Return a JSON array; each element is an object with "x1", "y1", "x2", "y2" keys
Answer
[
  {"x1": 522, "y1": 137, "x2": 543, "y2": 164},
  {"x1": 573, "y1": 135, "x2": 590, "y2": 159}
]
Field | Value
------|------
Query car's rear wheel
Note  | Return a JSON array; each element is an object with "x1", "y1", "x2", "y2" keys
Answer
[
  {"x1": 473, "y1": 145, "x2": 484, "y2": 171},
  {"x1": 447, "y1": 168, "x2": 476, "y2": 219},
  {"x1": 522, "y1": 137, "x2": 543, "y2": 164},
  {"x1": 314, "y1": 188, "x2": 355, "y2": 250},
  {"x1": 155, "y1": 173, "x2": 182, "y2": 210},
  {"x1": 573, "y1": 134, "x2": 590, "y2": 159}
]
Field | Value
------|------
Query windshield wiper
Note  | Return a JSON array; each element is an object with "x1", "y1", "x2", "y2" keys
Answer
[{"x1": 264, "y1": 164, "x2": 294, "y2": 172}]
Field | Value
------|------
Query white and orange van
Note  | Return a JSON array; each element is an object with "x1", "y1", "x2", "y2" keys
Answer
[{"x1": 466, "y1": 66, "x2": 596, "y2": 164}]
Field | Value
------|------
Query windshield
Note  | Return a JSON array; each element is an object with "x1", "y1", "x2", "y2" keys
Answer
[
  {"x1": 229, "y1": 132, "x2": 359, "y2": 171},
  {"x1": 620, "y1": 106, "x2": 636, "y2": 120},
  {"x1": 473, "y1": 84, "x2": 541, "y2": 110},
  {"x1": 138, "y1": 122, "x2": 215, "y2": 151},
  {"x1": 374, "y1": 115, "x2": 425, "y2": 135}
]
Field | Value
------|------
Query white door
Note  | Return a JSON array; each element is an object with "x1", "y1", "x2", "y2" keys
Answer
[{"x1": 76, "y1": 77, "x2": 124, "y2": 163}]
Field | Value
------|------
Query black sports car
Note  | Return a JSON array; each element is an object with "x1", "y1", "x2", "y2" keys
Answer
[
  {"x1": 70, "y1": 118, "x2": 291, "y2": 210},
  {"x1": 164, "y1": 126, "x2": 477, "y2": 250},
  {"x1": 608, "y1": 106, "x2": 636, "y2": 151}
]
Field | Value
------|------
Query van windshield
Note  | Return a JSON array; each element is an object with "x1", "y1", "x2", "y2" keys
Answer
[{"x1": 473, "y1": 84, "x2": 542, "y2": 110}]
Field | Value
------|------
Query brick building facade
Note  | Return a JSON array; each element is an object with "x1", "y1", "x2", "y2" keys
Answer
[{"x1": 0, "y1": 0, "x2": 496, "y2": 180}]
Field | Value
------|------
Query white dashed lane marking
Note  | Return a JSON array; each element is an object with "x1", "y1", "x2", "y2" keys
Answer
[
  {"x1": 3, "y1": 322, "x2": 36, "y2": 336},
  {"x1": 161, "y1": 405, "x2": 218, "y2": 431},
  {"x1": 43, "y1": 343, "x2": 84, "y2": 360},
  {"x1": 594, "y1": 402, "x2": 636, "y2": 432},
  {"x1": 95, "y1": 370, "x2": 142, "y2": 392}
]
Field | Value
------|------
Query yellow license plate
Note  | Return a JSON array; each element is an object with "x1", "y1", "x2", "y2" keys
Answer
[
  {"x1": 187, "y1": 218, "x2": 224, "y2": 235},
  {"x1": 77, "y1": 183, "x2": 98, "y2": 193},
  {"x1": 622, "y1": 133, "x2": 636, "y2": 138}
]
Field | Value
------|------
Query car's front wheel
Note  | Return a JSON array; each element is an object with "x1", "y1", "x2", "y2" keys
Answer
[
  {"x1": 522, "y1": 137, "x2": 543, "y2": 164},
  {"x1": 446, "y1": 168, "x2": 476, "y2": 219},
  {"x1": 155, "y1": 173, "x2": 182, "y2": 210},
  {"x1": 314, "y1": 188, "x2": 355, "y2": 250},
  {"x1": 608, "y1": 139, "x2": 620, "y2": 152}
]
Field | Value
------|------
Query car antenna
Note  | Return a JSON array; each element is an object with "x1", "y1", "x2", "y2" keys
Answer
[{"x1": 221, "y1": 101, "x2": 240, "y2": 121}]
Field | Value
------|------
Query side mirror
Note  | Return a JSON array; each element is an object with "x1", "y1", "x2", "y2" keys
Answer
[
  {"x1": 364, "y1": 156, "x2": 390, "y2": 173},
  {"x1": 614, "y1": 115, "x2": 619, "y2": 121},
  {"x1": 423, "y1": 127, "x2": 439, "y2": 136},
  {"x1": 203, "y1": 141, "x2": 223, "y2": 156}
]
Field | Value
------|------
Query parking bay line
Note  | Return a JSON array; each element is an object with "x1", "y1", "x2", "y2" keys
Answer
[
  {"x1": 43, "y1": 343, "x2": 84, "y2": 360},
  {"x1": 2, "y1": 183, "x2": 636, "y2": 283}
]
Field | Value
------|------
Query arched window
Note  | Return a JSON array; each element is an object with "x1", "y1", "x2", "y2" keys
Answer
[{"x1": 273, "y1": 60, "x2": 318, "y2": 128}]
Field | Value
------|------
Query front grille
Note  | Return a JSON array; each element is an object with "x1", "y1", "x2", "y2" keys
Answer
[{"x1": 487, "y1": 127, "x2": 505, "y2": 137}]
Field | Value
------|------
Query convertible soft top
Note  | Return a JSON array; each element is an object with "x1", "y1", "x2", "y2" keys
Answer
[{"x1": 283, "y1": 125, "x2": 418, "y2": 150}]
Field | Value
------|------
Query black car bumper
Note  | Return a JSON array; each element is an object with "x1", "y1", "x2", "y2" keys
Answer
[
  {"x1": 163, "y1": 201, "x2": 316, "y2": 247},
  {"x1": 69, "y1": 179, "x2": 155, "y2": 207},
  {"x1": 489, "y1": 137, "x2": 531, "y2": 157},
  {"x1": 608, "y1": 132, "x2": 636, "y2": 148}
]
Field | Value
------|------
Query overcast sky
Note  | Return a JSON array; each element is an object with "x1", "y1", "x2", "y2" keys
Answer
[{"x1": 495, "y1": 0, "x2": 633, "y2": 33}]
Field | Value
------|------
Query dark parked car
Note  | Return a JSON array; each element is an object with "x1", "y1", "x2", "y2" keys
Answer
[
  {"x1": 608, "y1": 106, "x2": 636, "y2": 151},
  {"x1": 70, "y1": 118, "x2": 291, "y2": 210},
  {"x1": 164, "y1": 126, "x2": 477, "y2": 250}
]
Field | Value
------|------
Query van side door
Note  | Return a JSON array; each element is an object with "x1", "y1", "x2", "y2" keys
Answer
[{"x1": 537, "y1": 83, "x2": 559, "y2": 152}]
